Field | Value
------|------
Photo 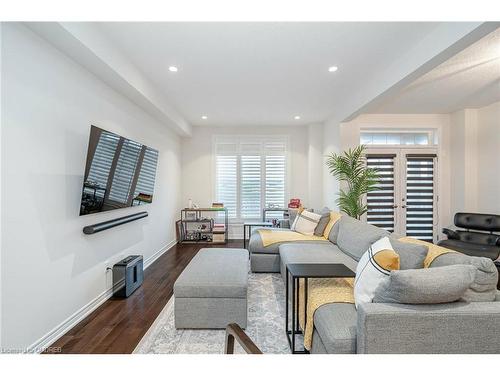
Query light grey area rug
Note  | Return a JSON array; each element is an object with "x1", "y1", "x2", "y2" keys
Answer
[{"x1": 134, "y1": 273, "x2": 291, "y2": 354}]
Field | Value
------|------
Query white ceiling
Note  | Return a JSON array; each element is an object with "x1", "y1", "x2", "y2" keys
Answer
[
  {"x1": 96, "y1": 22, "x2": 445, "y2": 126},
  {"x1": 372, "y1": 27, "x2": 500, "y2": 114}
]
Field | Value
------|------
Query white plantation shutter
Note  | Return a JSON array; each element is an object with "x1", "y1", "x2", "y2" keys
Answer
[
  {"x1": 86, "y1": 132, "x2": 120, "y2": 197},
  {"x1": 265, "y1": 155, "x2": 286, "y2": 219},
  {"x1": 240, "y1": 155, "x2": 261, "y2": 218},
  {"x1": 109, "y1": 139, "x2": 142, "y2": 204},
  {"x1": 134, "y1": 147, "x2": 159, "y2": 198},
  {"x1": 216, "y1": 155, "x2": 238, "y2": 218},
  {"x1": 215, "y1": 136, "x2": 287, "y2": 220}
]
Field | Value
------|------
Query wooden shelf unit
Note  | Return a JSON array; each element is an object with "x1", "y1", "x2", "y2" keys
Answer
[{"x1": 179, "y1": 208, "x2": 228, "y2": 244}]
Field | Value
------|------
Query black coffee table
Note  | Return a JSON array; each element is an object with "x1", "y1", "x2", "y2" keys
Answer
[{"x1": 285, "y1": 263, "x2": 355, "y2": 354}]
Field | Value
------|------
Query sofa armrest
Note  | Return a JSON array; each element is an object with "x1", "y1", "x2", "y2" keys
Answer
[
  {"x1": 442, "y1": 227, "x2": 459, "y2": 240},
  {"x1": 357, "y1": 302, "x2": 500, "y2": 353}
]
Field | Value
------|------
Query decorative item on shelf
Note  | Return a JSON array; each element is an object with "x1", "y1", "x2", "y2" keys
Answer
[
  {"x1": 188, "y1": 198, "x2": 193, "y2": 209},
  {"x1": 212, "y1": 202, "x2": 224, "y2": 208},
  {"x1": 133, "y1": 193, "x2": 153, "y2": 204},
  {"x1": 288, "y1": 198, "x2": 301, "y2": 209},
  {"x1": 179, "y1": 207, "x2": 228, "y2": 244}
]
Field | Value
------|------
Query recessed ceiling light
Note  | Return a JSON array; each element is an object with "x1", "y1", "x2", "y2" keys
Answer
[
  {"x1": 328, "y1": 66, "x2": 338, "y2": 72},
  {"x1": 201, "y1": 115, "x2": 208, "y2": 120},
  {"x1": 294, "y1": 115, "x2": 301, "y2": 120},
  {"x1": 168, "y1": 66, "x2": 178, "y2": 72}
]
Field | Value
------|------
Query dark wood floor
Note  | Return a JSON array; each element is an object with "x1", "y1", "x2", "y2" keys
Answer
[{"x1": 49, "y1": 240, "x2": 243, "y2": 354}]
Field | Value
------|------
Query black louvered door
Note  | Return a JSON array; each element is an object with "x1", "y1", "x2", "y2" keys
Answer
[
  {"x1": 404, "y1": 154, "x2": 437, "y2": 242},
  {"x1": 366, "y1": 150, "x2": 437, "y2": 242},
  {"x1": 366, "y1": 154, "x2": 397, "y2": 232}
]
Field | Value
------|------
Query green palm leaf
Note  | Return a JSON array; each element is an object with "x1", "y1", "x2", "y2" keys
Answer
[{"x1": 325, "y1": 145, "x2": 379, "y2": 219}]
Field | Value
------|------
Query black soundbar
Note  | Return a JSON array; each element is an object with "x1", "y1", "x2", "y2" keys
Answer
[{"x1": 83, "y1": 211, "x2": 148, "y2": 235}]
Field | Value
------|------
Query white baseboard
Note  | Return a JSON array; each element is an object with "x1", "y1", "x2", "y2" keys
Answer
[
  {"x1": 143, "y1": 239, "x2": 176, "y2": 269},
  {"x1": 27, "y1": 239, "x2": 177, "y2": 353}
]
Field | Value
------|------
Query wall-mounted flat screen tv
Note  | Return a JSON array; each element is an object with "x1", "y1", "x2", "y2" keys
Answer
[{"x1": 80, "y1": 125, "x2": 159, "y2": 216}]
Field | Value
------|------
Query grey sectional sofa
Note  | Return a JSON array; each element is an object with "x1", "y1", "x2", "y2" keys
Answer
[{"x1": 248, "y1": 214, "x2": 500, "y2": 354}]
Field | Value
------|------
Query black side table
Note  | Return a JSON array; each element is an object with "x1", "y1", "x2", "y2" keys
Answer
[
  {"x1": 243, "y1": 222, "x2": 273, "y2": 249},
  {"x1": 285, "y1": 263, "x2": 355, "y2": 354}
]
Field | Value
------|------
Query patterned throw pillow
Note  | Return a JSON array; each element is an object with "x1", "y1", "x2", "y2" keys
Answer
[
  {"x1": 354, "y1": 236, "x2": 400, "y2": 308},
  {"x1": 291, "y1": 209, "x2": 322, "y2": 236}
]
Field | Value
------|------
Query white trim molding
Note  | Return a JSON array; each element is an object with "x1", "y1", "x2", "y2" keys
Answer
[{"x1": 27, "y1": 239, "x2": 177, "y2": 353}]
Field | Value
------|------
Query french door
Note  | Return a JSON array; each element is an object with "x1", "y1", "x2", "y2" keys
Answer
[{"x1": 365, "y1": 148, "x2": 438, "y2": 242}]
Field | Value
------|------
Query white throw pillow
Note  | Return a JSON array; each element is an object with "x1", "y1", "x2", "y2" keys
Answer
[
  {"x1": 291, "y1": 209, "x2": 322, "y2": 236},
  {"x1": 354, "y1": 236, "x2": 400, "y2": 308}
]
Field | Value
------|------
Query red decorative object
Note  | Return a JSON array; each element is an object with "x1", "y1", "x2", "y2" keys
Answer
[{"x1": 288, "y1": 198, "x2": 301, "y2": 209}]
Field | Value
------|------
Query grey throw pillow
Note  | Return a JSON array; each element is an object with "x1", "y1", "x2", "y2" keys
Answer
[
  {"x1": 373, "y1": 265, "x2": 476, "y2": 304},
  {"x1": 314, "y1": 207, "x2": 331, "y2": 236},
  {"x1": 389, "y1": 237, "x2": 427, "y2": 270},
  {"x1": 336, "y1": 215, "x2": 389, "y2": 261},
  {"x1": 328, "y1": 218, "x2": 341, "y2": 244},
  {"x1": 430, "y1": 253, "x2": 498, "y2": 302}
]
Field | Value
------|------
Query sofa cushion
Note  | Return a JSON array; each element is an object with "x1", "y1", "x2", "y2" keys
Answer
[
  {"x1": 312, "y1": 303, "x2": 357, "y2": 354},
  {"x1": 430, "y1": 252, "x2": 498, "y2": 302},
  {"x1": 314, "y1": 207, "x2": 331, "y2": 236},
  {"x1": 354, "y1": 236, "x2": 400, "y2": 307},
  {"x1": 336, "y1": 215, "x2": 389, "y2": 261},
  {"x1": 389, "y1": 237, "x2": 428, "y2": 270},
  {"x1": 248, "y1": 228, "x2": 328, "y2": 254},
  {"x1": 291, "y1": 209, "x2": 322, "y2": 235},
  {"x1": 248, "y1": 227, "x2": 292, "y2": 254},
  {"x1": 328, "y1": 217, "x2": 341, "y2": 243},
  {"x1": 279, "y1": 242, "x2": 358, "y2": 280},
  {"x1": 373, "y1": 264, "x2": 476, "y2": 304}
]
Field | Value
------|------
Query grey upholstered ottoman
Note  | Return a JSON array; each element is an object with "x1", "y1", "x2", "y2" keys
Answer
[{"x1": 173, "y1": 248, "x2": 249, "y2": 329}]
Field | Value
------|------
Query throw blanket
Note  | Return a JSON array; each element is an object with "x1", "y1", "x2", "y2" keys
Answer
[
  {"x1": 298, "y1": 277, "x2": 355, "y2": 351},
  {"x1": 257, "y1": 229, "x2": 328, "y2": 247},
  {"x1": 256, "y1": 212, "x2": 342, "y2": 247},
  {"x1": 399, "y1": 237, "x2": 456, "y2": 268}
]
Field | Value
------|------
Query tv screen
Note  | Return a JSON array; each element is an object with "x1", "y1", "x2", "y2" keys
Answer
[{"x1": 80, "y1": 125, "x2": 159, "y2": 216}]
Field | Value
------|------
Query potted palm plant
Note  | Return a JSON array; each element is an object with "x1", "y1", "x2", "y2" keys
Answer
[{"x1": 325, "y1": 145, "x2": 379, "y2": 219}]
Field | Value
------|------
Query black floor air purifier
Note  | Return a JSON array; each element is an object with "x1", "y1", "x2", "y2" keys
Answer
[{"x1": 112, "y1": 255, "x2": 144, "y2": 298}]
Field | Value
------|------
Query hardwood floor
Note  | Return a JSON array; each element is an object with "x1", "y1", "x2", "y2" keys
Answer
[{"x1": 48, "y1": 240, "x2": 243, "y2": 354}]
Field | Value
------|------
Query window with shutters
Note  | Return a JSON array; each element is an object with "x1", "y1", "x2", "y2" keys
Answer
[
  {"x1": 214, "y1": 136, "x2": 288, "y2": 220},
  {"x1": 86, "y1": 131, "x2": 120, "y2": 197},
  {"x1": 360, "y1": 130, "x2": 436, "y2": 146},
  {"x1": 108, "y1": 139, "x2": 142, "y2": 204},
  {"x1": 134, "y1": 147, "x2": 159, "y2": 199}
]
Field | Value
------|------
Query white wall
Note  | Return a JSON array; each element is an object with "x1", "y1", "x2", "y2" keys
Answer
[
  {"x1": 450, "y1": 102, "x2": 500, "y2": 216},
  {"x1": 322, "y1": 119, "x2": 342, "y2": 209},
  {"x1": 1, "y1": 23, "x2": 182, "y2": 350},
  {"x1": 307, "y1": 124, "x2": 324, "y2": 211},
  {"x1": 476, "y1": 102, "x2": 500, "y2": 214},
  {"x1": 449, "y1": 109, "x2": 478, "y2": 214},
  {"x1": 181, "y1": 125, "x2": 310, "y2": 238},
  {"x1": 338, "y1": 114, "x2": 452, "y2": 238}
]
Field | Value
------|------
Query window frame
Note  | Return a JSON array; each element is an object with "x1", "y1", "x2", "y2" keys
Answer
[
  {"x1": 213, "y1": 135, "x2": 289, "y2": 222},
  {"x1": 359, "y1": 128, "x2": 438, "y2": 147}
]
